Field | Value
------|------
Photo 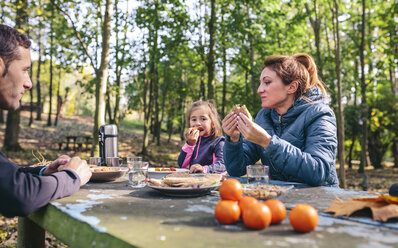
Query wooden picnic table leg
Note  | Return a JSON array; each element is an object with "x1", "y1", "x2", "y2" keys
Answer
[
  {"x1": 65, "y1": 138, "x2": 70, "y2": 150},
  {"x1": 73, "y1": 137, "x2": 77, "y2": 151},
  {"x1": 17, "y1": 217, "x2": 45, "y2": 248}
]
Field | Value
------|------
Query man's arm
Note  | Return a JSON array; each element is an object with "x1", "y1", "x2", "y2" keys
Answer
[{"x1": 0, "y1": 152, "x2": 81, "y2": 217}]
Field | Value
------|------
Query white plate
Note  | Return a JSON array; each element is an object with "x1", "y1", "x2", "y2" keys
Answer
[
  {"x1": 89, "y1": 167, "x2": 128, "y2": 182},
  {"x1": 147, "y1": 168, "x2": 189, "y2": 179},
  {"x1": 147, "y1": 184, "x2": 220, "y2": 197}
]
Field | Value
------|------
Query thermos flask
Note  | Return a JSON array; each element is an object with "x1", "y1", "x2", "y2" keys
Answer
[{"x1": 99, "y1": 124, "x2": 118, "y2": 166}]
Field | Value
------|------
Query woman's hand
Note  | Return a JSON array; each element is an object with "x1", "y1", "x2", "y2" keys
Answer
[
  {"x1": 189, "y1": 164, "x2": 204, "y2": 173},
  {"x1": 42, "y1": 155, "x2": 71, "y2": 176},
  {"x1": 236, "y1": 113, "x2": 272, "y2": 149},
  {"x1": 222, "y1": 112, "x2": 240, "y2": 142},
  {"x1": 186, "y1": 128, "x2": 200, "y2": 146}
]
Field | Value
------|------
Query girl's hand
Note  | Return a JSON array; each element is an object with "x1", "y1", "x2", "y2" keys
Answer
[
  {"x1": 189, "y1": 164, "x2": 204, "y2": 173},
  {"x1": 222, "y1": 112, "x2": 240, "y2": 142},
  {"x1": 186, "y1": 128, "x2": 200, "y2": 146},
  {"x1": 236, "y1": 113, "x2": 272, "y2": 149}
]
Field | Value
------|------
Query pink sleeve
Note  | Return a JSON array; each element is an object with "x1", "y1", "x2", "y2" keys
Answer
[{"x1": 181, "y1": 143, "x2": 195, "y2": 169}]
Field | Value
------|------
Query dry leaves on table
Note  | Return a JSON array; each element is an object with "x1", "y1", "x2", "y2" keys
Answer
[{"x1": 324, "y1": 195, "x2": 398, "y2": 222}]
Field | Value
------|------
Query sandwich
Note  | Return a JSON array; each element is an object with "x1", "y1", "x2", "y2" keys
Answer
[
  {"x1": 191, "y1": 127, "x2": 204, "y2": 132},
  {"x1": 148, "y1": 172, "x2": 224, "y2": 188},
  {"x1": 232, "y1": 104, "x2": 253, "y2": 121}
]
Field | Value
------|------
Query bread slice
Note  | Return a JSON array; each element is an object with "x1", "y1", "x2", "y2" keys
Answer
[
  {"x1": 148, "y1": 178, "x2": 167, "y2": 187},
  {"x1": 232, "y1": 104, "x2": 252, "y2": 121}
]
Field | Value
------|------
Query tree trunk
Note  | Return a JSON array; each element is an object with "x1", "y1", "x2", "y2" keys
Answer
[
  {"x1": 246, "y1": 2, "x2": 256, "y2": 110},
  {"x1": 28, "y1": 62, "x2": 34, "y2": 126},
  {"x1": 4, "y1": 109, "x2": 22, "y2": 151},
  {"x1": 91, "y1": 0, "x2": 113, "y2": 156},
  {"x1": 35, "y1": 20, "x2": 42, "y2": 121},
  {"x1": 359, "y1": 0, "x2": 368, "y2": 174},
  {"x1": 58, "y1": 87, "x2": 69, "y2": 118},
  {"x1": 142, "y1": 67, "x2": 151, "y2": 155},
  {"x1": 306, "y1": 0, "x2": 323, "y2": 79},
  {"x1": 35, "y1": 0, "x2": 43, "y2": 121},
  {"x1": 393, "y1": 141, "x2": 398, "y2": 168},
  {"x1": 54, "y1": 68, "x2": 61, "y2": 126},
  {"x1": 4, "y1": 0, "x2": 28, "y2": 151},
  {"x1": 47, "y1": 6, "x2": 54, "y2": 127},
  {"x1": 348, "y1": 137, "x2": 355, "y2": 169},
  {"x1": 167, "y1": 105, "x2": 174, "y2": 143},
  {"x1": 222, "y1": 36, "x2": 227, "y2": 117},
  {"x1": 112, "y1": 0, "x2": 128, "y2": 126},
  {"x1": 200, "y1": 71, "x2": 205, "y2": 99},
  {"x1": 153, "y1": 1, "x2": 160, "y2": 146},
  {"x1": 105, "y1": 90, "x2": 113, "y2": 123},
  {"x1": 206, "y1": 0, "x2": 216, "y2": 100},
  {"x1": 331, "y1": 0, "x2": 345, "y2": 188}
]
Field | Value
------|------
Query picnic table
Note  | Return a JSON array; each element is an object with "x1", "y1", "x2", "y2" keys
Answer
[
  {"x1": 58, "y1": 135, "x2": 93, "y2": 151},
  {"x1": 18, "y1": 177, "x2": 398, "y2": 248}
]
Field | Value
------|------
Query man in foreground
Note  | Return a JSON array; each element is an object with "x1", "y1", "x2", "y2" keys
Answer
[{"x1": 0, "y1": 24, "x2": 92, "y2": 217}]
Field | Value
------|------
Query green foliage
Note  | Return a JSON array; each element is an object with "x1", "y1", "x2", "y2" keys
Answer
[{"x1": 12, "y1": 0, "x2": 395, "y2": 163}]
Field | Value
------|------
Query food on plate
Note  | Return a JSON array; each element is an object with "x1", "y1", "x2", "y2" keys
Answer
[
  {"x1": 243, "y1": 185, "x2": 291, "y2": 200},
  {"x1": 91, "y1": 167, "x2": 120, "y2": 172},
  {"x1": 289, "y1": 204, "x2": 318, "y2": 232},
  {"x1": 232, "y1": 104, "x2": 253, "y2": 121},
  {"x1": 165, "y1": 172, "x2": 194, "y2": 178},
  {"x1": 154, "y1": 167, "x2": 177, "y2": 172},
  {"x1": 147, "y1": 173, "x2": 223, "y2": 188},
  {"x1": 147, "y1": 178, "x2": 167, "y2": 187}
]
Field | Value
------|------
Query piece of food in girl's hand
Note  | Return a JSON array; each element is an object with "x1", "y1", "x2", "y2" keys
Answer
[{"x1": 191, "y1": 127, "x2": 204, "y2": 132}]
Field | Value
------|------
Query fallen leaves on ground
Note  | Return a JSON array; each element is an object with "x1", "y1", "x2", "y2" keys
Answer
[{"x1": 324, "y1": 195, "x2": 398, "y2": 222}]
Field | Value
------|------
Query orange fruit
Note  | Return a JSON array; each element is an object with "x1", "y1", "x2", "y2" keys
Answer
[
  {"x1": 239, "y1": 196, "x2": 258, "y2": 215},
  {"x1": 219, "y1": 178, "x2": 243, "y2": 201},
  {"x1": 242, "y1": 202, "x2": 272, "y2": 230},
  {"x1": 264, "y1": 199, "x2": 286, "y2": 224},
  {"x1": 289, "y1": 204, "x2": 318, "y2": 232},
  {"x1": 214, "y1": 200, "x2": 241, "y2": 225}
]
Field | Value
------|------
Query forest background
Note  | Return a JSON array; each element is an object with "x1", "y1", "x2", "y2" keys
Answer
[{"x1": 0, "y1": 0, "x2": 397, "y2": 190}]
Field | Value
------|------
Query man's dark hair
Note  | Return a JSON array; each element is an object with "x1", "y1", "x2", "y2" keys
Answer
[{"x1": 0, "y1": 24, "x2": 31, "y2": 77}]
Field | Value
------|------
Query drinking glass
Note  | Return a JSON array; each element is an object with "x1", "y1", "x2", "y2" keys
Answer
[
  {"x1": 88, "y1": 157, "x2": 102, "y2": 166},
  {"x1": 129, "y1": 160, "x2": 147, "y2": 188},
  {"x1": 127, "y1": 156, "x2": 142, "y2": 170},
  {"x1": 246, "y1": 165, "x2": 269, "y2": 185}
]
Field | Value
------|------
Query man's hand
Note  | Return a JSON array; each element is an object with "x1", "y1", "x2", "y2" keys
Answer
[
  {"x1": 236, "y1": 113, "x2": 272, "y2": 149},
  {"x1": 58, "y1": 157, "x2": 92, "y2": 186},
  {"x1": 189, "y1": 164, "x2": 204, "y2": 173},
  {"x1": 42, "y1": 155, "x2": 70, "y2": 176},
  {"x1": 222, "y1": 112, "x2": 240, "y2": 142},
  {"x1": 186, "y1": 128, "x2": 200, "y2": 146}
]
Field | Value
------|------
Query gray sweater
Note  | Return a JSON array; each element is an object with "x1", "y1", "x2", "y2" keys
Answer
[{"x1": 0, "y1": 151, "x2": 81, "y2": 217}]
